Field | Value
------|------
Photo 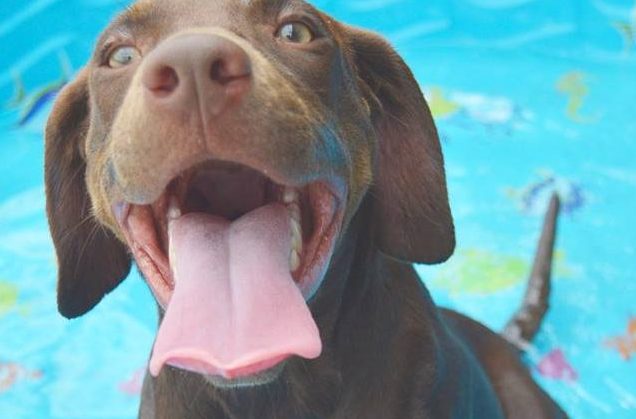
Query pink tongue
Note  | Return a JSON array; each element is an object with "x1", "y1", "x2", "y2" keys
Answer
[{"x1": 149, "y1": 204, "x2": 322, "y2": 379}]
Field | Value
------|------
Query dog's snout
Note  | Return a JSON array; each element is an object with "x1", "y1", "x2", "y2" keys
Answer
[{"x1": 142, "y1": 33, "x2": 252, "y2": 115}]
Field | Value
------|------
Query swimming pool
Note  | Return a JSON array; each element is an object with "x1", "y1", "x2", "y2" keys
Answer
[{"x1": 1, "y1": 0, "x2": 635, "y2": 417}]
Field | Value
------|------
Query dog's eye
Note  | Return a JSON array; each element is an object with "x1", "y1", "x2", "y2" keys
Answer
[
  {"x1": 107, "y1": 46, "x2": 141, "y2": 68},
  {"x1": 277, "y1": 22, "x2": 314, "y2": 44}
]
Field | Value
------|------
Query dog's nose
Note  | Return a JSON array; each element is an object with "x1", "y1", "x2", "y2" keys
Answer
[{"x1": 141, "y1": 33, "x2": 251, "y2": 115}]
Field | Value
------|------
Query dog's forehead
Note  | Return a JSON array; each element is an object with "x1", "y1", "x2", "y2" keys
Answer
[
  {"x1": 101, "y1": 0, "x2": 333, "y2": 49},
  {"x1": 122, "y1": 0, "x2": 313, "y2": 24}
]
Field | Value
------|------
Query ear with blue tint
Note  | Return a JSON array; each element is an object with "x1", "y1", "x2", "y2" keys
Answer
[
  {"x1": 45, "y1": 69, "x2": 131, "y2": 318},
  {"x1": 346, "y1": 27, "x2": 455, "y2": 264}
]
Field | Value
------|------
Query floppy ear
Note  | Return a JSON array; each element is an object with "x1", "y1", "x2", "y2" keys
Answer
[
  {"x1": 347, "y1": 27, "x2": 455, "y2": 264},
  {"x1": 45, "y1": 69, "x2": 131, "y2": 319}
]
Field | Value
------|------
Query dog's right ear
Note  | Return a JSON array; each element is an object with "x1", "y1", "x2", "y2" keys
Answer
[{"x1": 45, "y1": 69, "x2": 131, "y2": 319}]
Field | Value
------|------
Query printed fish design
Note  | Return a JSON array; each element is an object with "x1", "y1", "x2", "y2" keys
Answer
[
  {"x1": 613, "y1": 21, "x2": 635, "y2": 52},
  {"x1": 432, "y1": 247, "x2": 572, "y2": 295},
  {"x1": 0, "y1": 362, "x2": 42, "y2": 393},
  {"x1": 427, "y1": 87, "x2": 461, "y2": 119},
  {"x1": 556, "y1": 72, "x2": 598, "y2": 123},
  {"x1": 432, "y1": 248, "x2": 528, "y2": 294},
  {"x1": 536, "y1": 349, "x2": 578, "y2": 381},
  {"x1": 118, "y1": 368, "x2": 146, "y2": 396},
  {"x1": 613, "y1": 2, "x2": 636, "y2": 53},
  {"x1": 508, "y1": 172, "x2": 586, "y2": 216},
  {"x1": 605, "y1": 317, "x2": 636, "y2": 361},
  {"x1": 6, "y1": 52, "x2": 72, "y2": 127},
  {"x1": 425, "y1": 87, "x2": 532, "y2": 135},
  {"x1": 17, "y1": 82, "x2": 67, "y2": 126}
]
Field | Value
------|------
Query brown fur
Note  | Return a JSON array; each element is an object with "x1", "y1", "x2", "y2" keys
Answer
[{"x1": 45, "y1": 1, "x2": 567, "y2": 417}]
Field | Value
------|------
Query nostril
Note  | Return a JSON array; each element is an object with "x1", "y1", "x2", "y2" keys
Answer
[
  {"x1": 209, "y1": 57, "x2": 251, "y2": 85},
  {"x1": 146, "y1": 66, "x2": 179, "y2": 97},
  {"x1": 210, "y1": 60, "x2": 227, "y2": 84}
]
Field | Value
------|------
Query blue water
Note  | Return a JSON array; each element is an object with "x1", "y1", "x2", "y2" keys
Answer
[{"x1": 1, "y1": 0, "x2": 635, "y2": 417}]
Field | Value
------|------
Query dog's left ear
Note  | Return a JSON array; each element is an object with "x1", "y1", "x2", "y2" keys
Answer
[
  {"x1": 45, "y1": 69, "x2": 131, "y2": 319},
  {"x1": 346, "y1": 26, "x2": 455, "y2": 264}
]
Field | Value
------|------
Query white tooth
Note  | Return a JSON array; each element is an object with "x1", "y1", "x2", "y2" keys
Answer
[
  {"x1": 287, "y1": 193, "x2": 302, "y2": 272},
  {"x1": 289, "y1": 213, "x2": 303, "y2": 272},
  {"x1": 290, "y1": 218, "x2": 302, "y2": 252},
  {"x1": 290, "y1": 250, "x2": 301, "y2": 272},
  {"x1": 167, "y1": 197, "x2": 181, "y2": 220},
  {"x1": 283, "y1": 187, "x2": 299, "y2": 204},
  {"x1": 288, "y1": 203, "x2": 301, "y2": 222}
]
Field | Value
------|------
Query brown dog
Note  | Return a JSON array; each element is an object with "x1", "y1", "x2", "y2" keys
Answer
[{"x1": 44, "y1": 0, "x2": 568, "y2": 417}]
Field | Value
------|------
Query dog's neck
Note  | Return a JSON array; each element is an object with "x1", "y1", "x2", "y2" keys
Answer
[{"x1": 145, "y1": 199, "x2": 439, "y2": 419}]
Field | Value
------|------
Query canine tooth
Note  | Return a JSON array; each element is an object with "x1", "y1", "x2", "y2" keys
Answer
[
  {"x1": 288, "y1": 203, "x2": 301, "y2": 222},
  {"x1": 290, "y1": 250, "x2": 301, "y2": 272},
  {"x1": 290, "y1": 218, "x2": 302, "y2": 252},
  {"x1": 167, "y1": 197, "x2": 181, "y2": 220},
  {"x1": 283, "y1": 187, "x2": 298, "y2": 204},
  {"x1": 289, "y1": 214, "x2": 303, "y2": 272}
]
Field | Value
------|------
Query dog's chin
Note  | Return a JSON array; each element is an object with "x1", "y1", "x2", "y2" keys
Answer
[{"x1": 201, "y1": 361, "x2": 286, "y2": 389}]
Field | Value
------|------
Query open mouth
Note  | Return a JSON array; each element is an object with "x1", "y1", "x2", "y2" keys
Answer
[{"x1": 115, "y1": 160, "x2": 343, "y2": 381}]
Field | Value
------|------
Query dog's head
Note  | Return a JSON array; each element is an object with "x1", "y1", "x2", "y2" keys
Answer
[{"x1": 45, "y1": 0, "x2": 454, "y2": 387}]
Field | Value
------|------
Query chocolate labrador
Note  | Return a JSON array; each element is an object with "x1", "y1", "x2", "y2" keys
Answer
[{"x1": 44, "y1": 0, "x2": 568, "y2": 417}]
